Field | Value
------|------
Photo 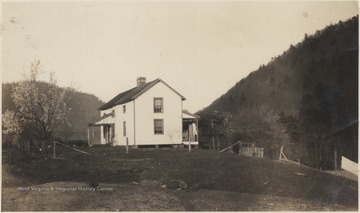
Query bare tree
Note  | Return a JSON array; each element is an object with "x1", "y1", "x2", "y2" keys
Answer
[{"x1": 3, "y1": 60, "x2": 74, "y2": 153}]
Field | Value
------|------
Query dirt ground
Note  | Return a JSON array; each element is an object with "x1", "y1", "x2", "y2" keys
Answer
[{"x1": 2, "y1": 146, "x2": 358, "y2": 211}]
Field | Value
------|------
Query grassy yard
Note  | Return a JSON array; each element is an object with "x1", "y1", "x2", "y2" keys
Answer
[{"x1": 2, "y1": 146, "x2": 358, "y2": 211}]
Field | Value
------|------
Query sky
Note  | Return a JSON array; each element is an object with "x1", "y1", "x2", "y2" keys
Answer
[{"x1": 2, "y1": 1, "x2": 358, "y2": 112}]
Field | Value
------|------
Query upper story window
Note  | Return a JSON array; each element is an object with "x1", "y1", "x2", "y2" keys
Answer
[
  {"x1": 154, "y1": 98, "x2": 163, "y2": 113},
  {"x1": 112, "y1": 109, "x2": 115, "y2": 117},
  {"x1": 123, "y1": 105, "x2": 126, "y2": 113}
]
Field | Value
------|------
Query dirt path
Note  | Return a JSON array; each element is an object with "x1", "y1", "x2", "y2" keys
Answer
[
  {"x1": 2, "y1": 181, "x2": 184, "y2": 211},
  {"x1": 2, "y1": 180, "x2": 355, "y2": 211}
]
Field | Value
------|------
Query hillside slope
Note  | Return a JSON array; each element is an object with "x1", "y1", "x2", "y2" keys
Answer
[
  {"x1": 201, "y1": 16, "x2": 357, "y2": 118},
  {"x1": 197, "y1": 16, "x2": 358, "y2": 165}
]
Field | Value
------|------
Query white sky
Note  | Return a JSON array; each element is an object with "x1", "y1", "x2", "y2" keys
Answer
[{"x1": 2, "y1": 1, "x2": 358, "y2": 112}]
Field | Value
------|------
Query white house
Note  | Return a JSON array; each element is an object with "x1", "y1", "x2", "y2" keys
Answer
[{"x1": 88, "y1": 77, "x2": 199, "y2": 147}]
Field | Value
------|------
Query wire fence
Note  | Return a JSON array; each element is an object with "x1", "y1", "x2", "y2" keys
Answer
[{"x1": 52, "y1": 141, "x2": 91, "y2": 159}]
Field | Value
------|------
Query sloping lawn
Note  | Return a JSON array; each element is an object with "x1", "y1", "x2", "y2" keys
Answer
[{"x1": 2, "y1": 146, "x2": 358, "y2": 211}]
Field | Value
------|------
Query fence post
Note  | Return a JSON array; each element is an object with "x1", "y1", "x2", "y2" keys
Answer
[
  {"x1": 53, "y1": 141, "x2": 56, "y2": 159},
  {"x1": 334, "y1": 148, "x2": 337, "y2": 171},
  {"x1": 26, "y1": 140, "x2": 30, "y2": 154}
]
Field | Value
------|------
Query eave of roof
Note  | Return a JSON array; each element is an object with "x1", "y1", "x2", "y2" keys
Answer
[
  {"x1": 98, "y1": 78, "x2": 186, "y2": 110},
  {"x1": 88, "y1": 112, "x2": 113, "y2": 126},
  {"x1": 183, "y1": 109, "x2": 200, "y2": 118}
]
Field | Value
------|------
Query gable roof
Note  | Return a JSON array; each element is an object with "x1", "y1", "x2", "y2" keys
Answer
[{"x1": 98, "y1": 78, "x2": 186, "y2": 110}]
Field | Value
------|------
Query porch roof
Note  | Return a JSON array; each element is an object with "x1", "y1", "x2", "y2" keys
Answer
[
  {"x1": 182, "y1": 110, "x2": 199, "y2": 119},
  {"x1": 88, "y1": 112, "x2": 114, "y2": 126}
]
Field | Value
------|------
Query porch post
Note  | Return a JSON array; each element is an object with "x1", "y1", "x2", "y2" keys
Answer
[
  {"x1": 104, "y1": 126, "x2": 107, "y2": 144},
  {"x1": 188, "y1": 120, "x2": 191, "y2": 152},
  {"x1": 109, "y1": 125, "x2": 112, "y2": 143},
  {"x1": 188, "y1": 120, "x2": 191, "y2": 142},
  {"x1": 196, "y1": 118, "x2": 199, "y2": 142},
  {"x1": 87, "y1": 127, "x2": 90, "y2": 146},
  {"x1": 92, "y1": 126, "x2": 95, "y2": 138}
]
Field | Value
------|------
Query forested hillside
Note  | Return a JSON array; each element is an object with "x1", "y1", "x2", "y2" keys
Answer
[
  {"x1": 2, "y1": 82, "x2": 104, "y2": 142},
  {"x1": 197, "y1": 16, "x2": 358, "y2": 167}
]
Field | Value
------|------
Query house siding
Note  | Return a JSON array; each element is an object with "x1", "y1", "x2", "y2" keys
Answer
[
  {"x1": 134, "y1": 81, "x2": 183, "y2": 145},
  {"x1": 99, "y1": 102, "x2": 135, "y2": 146},
  {"x1": 97, "y1": 80, "x2": 184, "y2": 146},
  {"x1": 115, "y1": 101, "x2": 135, "y2": 146}
]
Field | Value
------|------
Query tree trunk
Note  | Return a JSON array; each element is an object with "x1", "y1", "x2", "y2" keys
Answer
[
  {"x1": 212, "y1": 136, "x2": 215, "y2": 150},
  {"x1": 319, "y1": 140, "x2": 322, "y2": 163},
  {"x1": 8, "y1": 139, "x2": 12, "y2": 164},
  {"x1": 314, "y1": 141, "x2": 318, "y2": 169},
  {"x1": 41, "y1": 140, "x2": 46, "y2": 155}
]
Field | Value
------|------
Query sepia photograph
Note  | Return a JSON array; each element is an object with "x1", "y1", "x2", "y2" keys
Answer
[{"x1": 1, "y1": 0, "x2": 358, "y2": 211}]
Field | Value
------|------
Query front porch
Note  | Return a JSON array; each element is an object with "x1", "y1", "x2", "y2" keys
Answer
[
  {"x1": 88, "y1": 112, "x2": 115, "y2": 146},
  {"x1": 182, "y1": 110, "x2": 199, "y2": 147}
]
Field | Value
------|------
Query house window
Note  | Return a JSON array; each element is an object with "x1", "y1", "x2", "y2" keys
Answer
[
  {"x1": 123, "y1": 121, "x2": 126, "y2": 136},
  {"x1": 123, "y1": 105, "x2": 126, "y2": 113},
  {"x1": 112, "y1": 109, "x2": 115, "y2": 118},
  {"x1": 154, "y1": 98, "x2": 163, "y2": 113},
  {"x1": 154, "y1": 119, "x2": 164, "y2": 134}
]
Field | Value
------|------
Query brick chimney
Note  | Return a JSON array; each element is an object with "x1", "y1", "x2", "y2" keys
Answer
[{"x1": 137, "y1": 77, "x2": 146, "y2": 87}]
